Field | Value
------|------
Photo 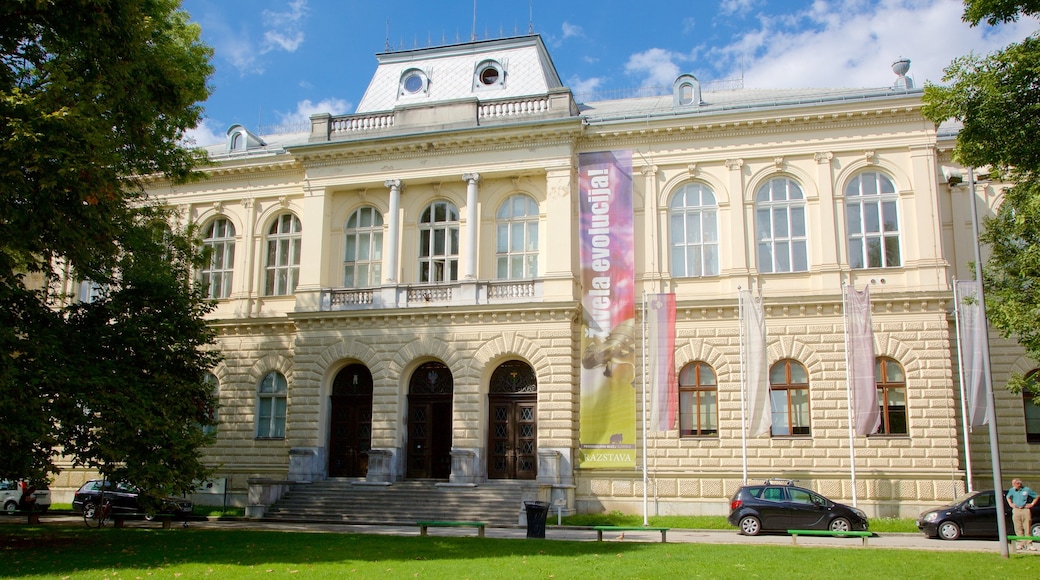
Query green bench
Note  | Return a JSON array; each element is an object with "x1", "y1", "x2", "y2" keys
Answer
[
  {"x1": 788, "y1": 529, "x2": 871, "y2": 545},
  {"x1": 1007, "y1": 535, "x2": 1040, "y2": 552},
  {"x1": 110, "y1": 513, "x2": 184, "y2": 529},
  {"x1": 593, "y1": 525, "x2": 669, "y2": 543},
  {"x1": 417, "y1": 521, "x2": 486, "y2": 537}
]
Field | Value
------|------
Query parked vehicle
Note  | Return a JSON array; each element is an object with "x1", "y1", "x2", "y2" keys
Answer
[
  {"x1": 917, "y1": 489, "x2": 1040, "y2": 540},
  {"x1": 728, "y1": 479, "x2": 869, "y2": 536},
  {"x1": 71, "y1": 479, "x2": 192, "y2": 519},
  {"x1": 1, "y1": 480, "x2": 51, "y2": 513}
]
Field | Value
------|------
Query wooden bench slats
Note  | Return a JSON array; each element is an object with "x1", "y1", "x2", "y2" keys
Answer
[
  {"x1": 592, "y1": 525, "x2": 669, "y2": 543},
  {"x1": 788, "y1": 529, "x2": 871, "y2": 545},
  {"x1": 417, "y1": 521, "x2": 487, "y2": 537}
]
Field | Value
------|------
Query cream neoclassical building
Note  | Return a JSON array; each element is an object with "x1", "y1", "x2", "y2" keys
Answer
[{"x1": 51, "y1": 34, "x2": 1038, "y2": 518}]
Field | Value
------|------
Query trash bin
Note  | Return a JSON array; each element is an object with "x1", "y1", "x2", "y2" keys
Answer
[{"x1": 524, "y1": 501, "x2": 549, "y2": 538}]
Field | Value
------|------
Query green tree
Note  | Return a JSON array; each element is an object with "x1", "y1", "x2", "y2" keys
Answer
[
  {"x1": 922, "y1": 0, "x2": 1040, "y2": 395},
  {"x1": 0, "y1": 0, "x2": 218, "y2": 494}
]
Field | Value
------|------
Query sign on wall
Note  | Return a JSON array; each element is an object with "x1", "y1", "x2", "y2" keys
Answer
[{"x1": 577, "y1": 150, "x2": 636, "y2": 469}]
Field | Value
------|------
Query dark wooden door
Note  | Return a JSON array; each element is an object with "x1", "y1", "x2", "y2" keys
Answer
[
  {"x1": 327, "y1": 395, "x2": 372, "y2": 477},
  {"x1": 487, "y1": 395, "x2": 537, "y2": 480},
  {"x1": 407, "y1": 396, "x2": 452, "y2": 479},
  {"x1": 328, "y1": 364, "x2": 373, "y2": 478}
]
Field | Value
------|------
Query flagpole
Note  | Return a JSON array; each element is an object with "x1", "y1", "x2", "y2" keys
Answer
[
  {"x1": 738, "y1": 287, "x2": 749, "y2": 484},
  {"x1": 641, "y1": 292, "x2": 649, "y2": 526},
  {"x1": 967, "y1": 167, "x2": 1007, "y2": 557},
  {"x1": 951, "y1": 279, "x2": 975, "y2": 492},
  {"x1": 841, "y1": 283, "x2": 859, "y2": 507}
]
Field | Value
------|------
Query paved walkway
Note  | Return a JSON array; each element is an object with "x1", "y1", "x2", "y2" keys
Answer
[{"x1": 9, "y1": 514, "x2": 1026, "y2": 554}]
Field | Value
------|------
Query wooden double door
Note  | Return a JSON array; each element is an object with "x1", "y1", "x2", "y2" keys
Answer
[
  {"x1": 406, "y1": 361, "x2": 454, "y2": 479},
  {"x1": 327, "y1": 364, "x2": 373, "y2": 478},
  {"x1": 487, "y1": 394, "x2": 537, "y2": 480}
]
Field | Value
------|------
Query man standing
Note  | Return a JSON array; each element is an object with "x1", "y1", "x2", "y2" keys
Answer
[{"x1": 1006, "y1": 478, "x2": 1038, "y2": 550}]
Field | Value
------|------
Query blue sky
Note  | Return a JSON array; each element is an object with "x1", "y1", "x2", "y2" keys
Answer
[{"x1": 181, "y1": 0, "x2": 1037, "y2": 146}]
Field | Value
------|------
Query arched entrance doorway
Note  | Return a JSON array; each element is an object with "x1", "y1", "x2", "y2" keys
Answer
[
  {"x1": 407, "y1": 361, "x2": 453, "y2": 479},
  {"x1": 488, "y1": 360, "x2": 537, "y2": 480},
  {"x1": 327, "y1": 364, "x2": 373, "y2": 477}
]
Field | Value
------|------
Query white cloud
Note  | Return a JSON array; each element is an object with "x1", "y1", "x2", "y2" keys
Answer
[
  {"x1": 183, "y1": 118, "x2": 226, "y2": 148},
  {"x1": 711, "y1": 0, "x2": 1039, "y2": 89},
  {"x1": 624, "y1": 48, "x2": 684, "y2": 87},
  {"x1": 277, "y1": 98, "x2": 352, "y2": 127},
  {"x1": 261, "y1": 0, "x2": 309, "y2": 54},
  {"x1": 562, "y1": 22, "x2": 584, "y2": 39},
  {"x1": 568, "y1": 75, "x2": 605, "y2": 96},
  {"x1": 719, "y1": 0, "x2": 759, "y2": 18}
]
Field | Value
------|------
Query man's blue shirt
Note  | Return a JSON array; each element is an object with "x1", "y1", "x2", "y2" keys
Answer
[{"x1": 1007, "y1": 486, "x2": 1035, "y2": 508}]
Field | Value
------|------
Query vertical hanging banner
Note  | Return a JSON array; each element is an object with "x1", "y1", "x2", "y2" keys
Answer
[
  {"x1": 956, "y1": 280, "x2": 992, "y2": 427},
  {"x1": 647, "y1": 293, "x2": 677, "y2": 432},
  {"x1": 845, "y1": 285, "x2": 881, "y2": 436},
  {"x1": 578, "y1": 150, "x2": 636, "y2": 469}
]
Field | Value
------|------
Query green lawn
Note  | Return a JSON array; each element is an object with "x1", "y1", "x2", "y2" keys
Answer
[{"x1": 3, "y1": 526, "x2": 1038, "y2": 579}]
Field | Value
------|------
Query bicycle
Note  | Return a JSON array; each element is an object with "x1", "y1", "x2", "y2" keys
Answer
[{"x1": 83, "y1": 494, "x2": 113, "y2": 528}]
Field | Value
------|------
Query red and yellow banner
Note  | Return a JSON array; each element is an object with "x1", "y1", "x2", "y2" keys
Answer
[{"x1": 577, "y1": 151, "x2": 635, "y2": 469}]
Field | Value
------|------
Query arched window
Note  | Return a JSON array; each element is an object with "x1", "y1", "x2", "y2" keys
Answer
[
  {"x1": 344, "y1": 206, "x2": 383, "y2": 287},
  {"x1": 490, "y1": 360, "x2": 537, "y2": 393},
  {"x1": 264, "y1": 213, "x2": 301, "y2": 296},
  {"x1": 418, "y1": 201, "x2": 460, "y2": 283},
  {"x1": 669, "y1": 183, "x2": 719, "y2": 277},
  {"x1": 679, "y1": 362, "x2": 717, "y2": 436},
  {"x1": 201, "y1": 217, "x2": 235, "y2": 299},
  {"x1": 496, "y1": 194, "x2": 539, "y2": 279},
  {"x1": 847, "y1": 171, "x2": 900, "y2": 268},
  {"x1": 257, "y1": 371, "x2": 288, "y2": 438},
  {"x1": 1024, "y1": 370, "x2": 1040, "y2": 443},
  {"x1": 202, "y1": 372, "x2": 219, "y2": 436},
  {"x1": 875, "y1": 357, "x2": 908, "y2": 435},
  {"x1": 769, "y1": 359, "x2": 810, "y2": 436},
  {"x1": 755, "y1": 178, "x2": 808, "y2": 273}
]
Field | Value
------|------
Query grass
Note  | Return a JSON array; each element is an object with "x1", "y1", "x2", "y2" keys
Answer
[
  {"x1": 558, "y1": 513, "x2": 920, "y2": 533},
  {"x1": 2, "y1": 525, "x2": 1039, "y2": 579}
]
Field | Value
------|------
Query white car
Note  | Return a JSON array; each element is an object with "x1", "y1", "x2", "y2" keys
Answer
[{"x1": 1, "y1": 480, "x2": 51, "y2": 513}]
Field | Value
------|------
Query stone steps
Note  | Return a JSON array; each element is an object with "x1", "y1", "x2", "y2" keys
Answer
[{"x1": 264, "y1": 479, "x2": 534, "y2": 526}]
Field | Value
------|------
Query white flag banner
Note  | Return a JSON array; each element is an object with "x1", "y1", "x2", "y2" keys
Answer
[
  {"x1": 740, "y1": 289, "x2": 771, "y2": 437},
  {"x1": 845, "y1": 285, "x2": 881, "y2": 436},
  {"x1": 956, "y1": 280, "x2": 991, "y2": 427}
]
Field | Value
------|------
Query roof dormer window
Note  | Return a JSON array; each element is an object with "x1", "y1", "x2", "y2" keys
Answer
[
  {"x1": 226, "y1": 124, "x2": 266, "y2": 154},
  {"x1": 673, "y1": 74, "x2": 702, "y2": 107},
  {"x1": 400, "y1": 68, "x2": 430, "y2": 97},
  {"x1": 473, "y1": 59, "x2": 505, "y2": 90}
]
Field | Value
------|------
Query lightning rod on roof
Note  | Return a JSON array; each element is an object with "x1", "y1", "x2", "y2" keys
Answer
[
  {"x1": 385, "y1": 19, "x2": 390, "y2": 52},
  {"x1": 472, "y1": 0, "x2": 477, "y2": 41},
  {"x1": 529, "y1": 0, "x2": 534, "y2": 33}
]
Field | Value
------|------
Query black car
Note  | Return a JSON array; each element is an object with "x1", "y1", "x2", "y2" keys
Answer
[
  {"x1": 728, "y1": 479, "x2": 870, "y2": 536},
  {"x1": 917, "y1": 489, "x2": 1040, "y2": 540},
  {"x1": 72, "y1": 479, "x2": 193, "y2": 519}
]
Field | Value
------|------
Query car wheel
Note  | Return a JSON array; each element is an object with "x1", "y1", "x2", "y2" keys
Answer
[
  {"x1": 739, "y1": 515, "x2": 762, "y2": 536},
  {"x1": 938, "y1": 520, "x2": 961, "y2": 540},
  {"x1": 3, "y1": 500, "x2": 17, "y2": 514},
  {"x1": 829, "y1": 518, "x2": 852, "y2": 533},
  {"x1": 1031, "y1": 522, "x2": 1040, "y2": 537}
]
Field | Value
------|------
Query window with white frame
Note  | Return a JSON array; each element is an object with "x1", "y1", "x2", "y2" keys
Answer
[
  {"x1": 344, "y1": 206, "x2": 383, "y2": 287},
  {"x1": 257, "y1": 371, "x2": 287, "y2": 438},
  {"x1": 264, "y1": 213, "x2": 301, "y2": 296},
  {"x1": 669, "y1": 183, "x2": 719, "y2": 277},
  {"x1": 418, "y1": 201, "x2": 459, "y2": 283},
  {"x1": 755, "y1": 178, "x2": 808, "y2": 273},
  {"x1": 201, "y1": 217, "x2": 235, "y2": 299},
  {"x1": 495, "y1": 194, "x2": 539, "y2": 279},
  {"x1": 846, "y1": 171, "x2": 901, "y2": 269}
]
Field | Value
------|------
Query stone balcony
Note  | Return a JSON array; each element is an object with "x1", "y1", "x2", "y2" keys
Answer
[{"x1": 319, "y1": 279, "x2": 543, "y2": 311}]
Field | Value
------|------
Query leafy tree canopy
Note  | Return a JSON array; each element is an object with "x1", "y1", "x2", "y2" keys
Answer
[
  {"x1": 0, "y1": 1, "x2": 219, "y2": 496},
  {"x1": 922, "y1": 0, "x2": 1040, "y2": 395}
]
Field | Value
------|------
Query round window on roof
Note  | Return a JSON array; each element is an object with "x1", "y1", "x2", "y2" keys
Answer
[
  {"x1": 402, "y1": 71, "x2": 424, "y2": 94},
  {"x1": 479, "y1": 66, "x2": 500, "y2": 85}
]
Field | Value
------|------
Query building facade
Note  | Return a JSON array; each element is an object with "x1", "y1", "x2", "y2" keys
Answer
[{"x1": 52, "y1": 35, "x2": 1038, "y2": 518}]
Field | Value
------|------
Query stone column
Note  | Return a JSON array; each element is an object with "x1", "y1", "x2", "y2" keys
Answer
[
  {"x1": 383, "y1": 180, "x2": 401, "y2": 284},
  {"x1": 462, "y1": 173, "x2": 481, "y2": 279}
]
